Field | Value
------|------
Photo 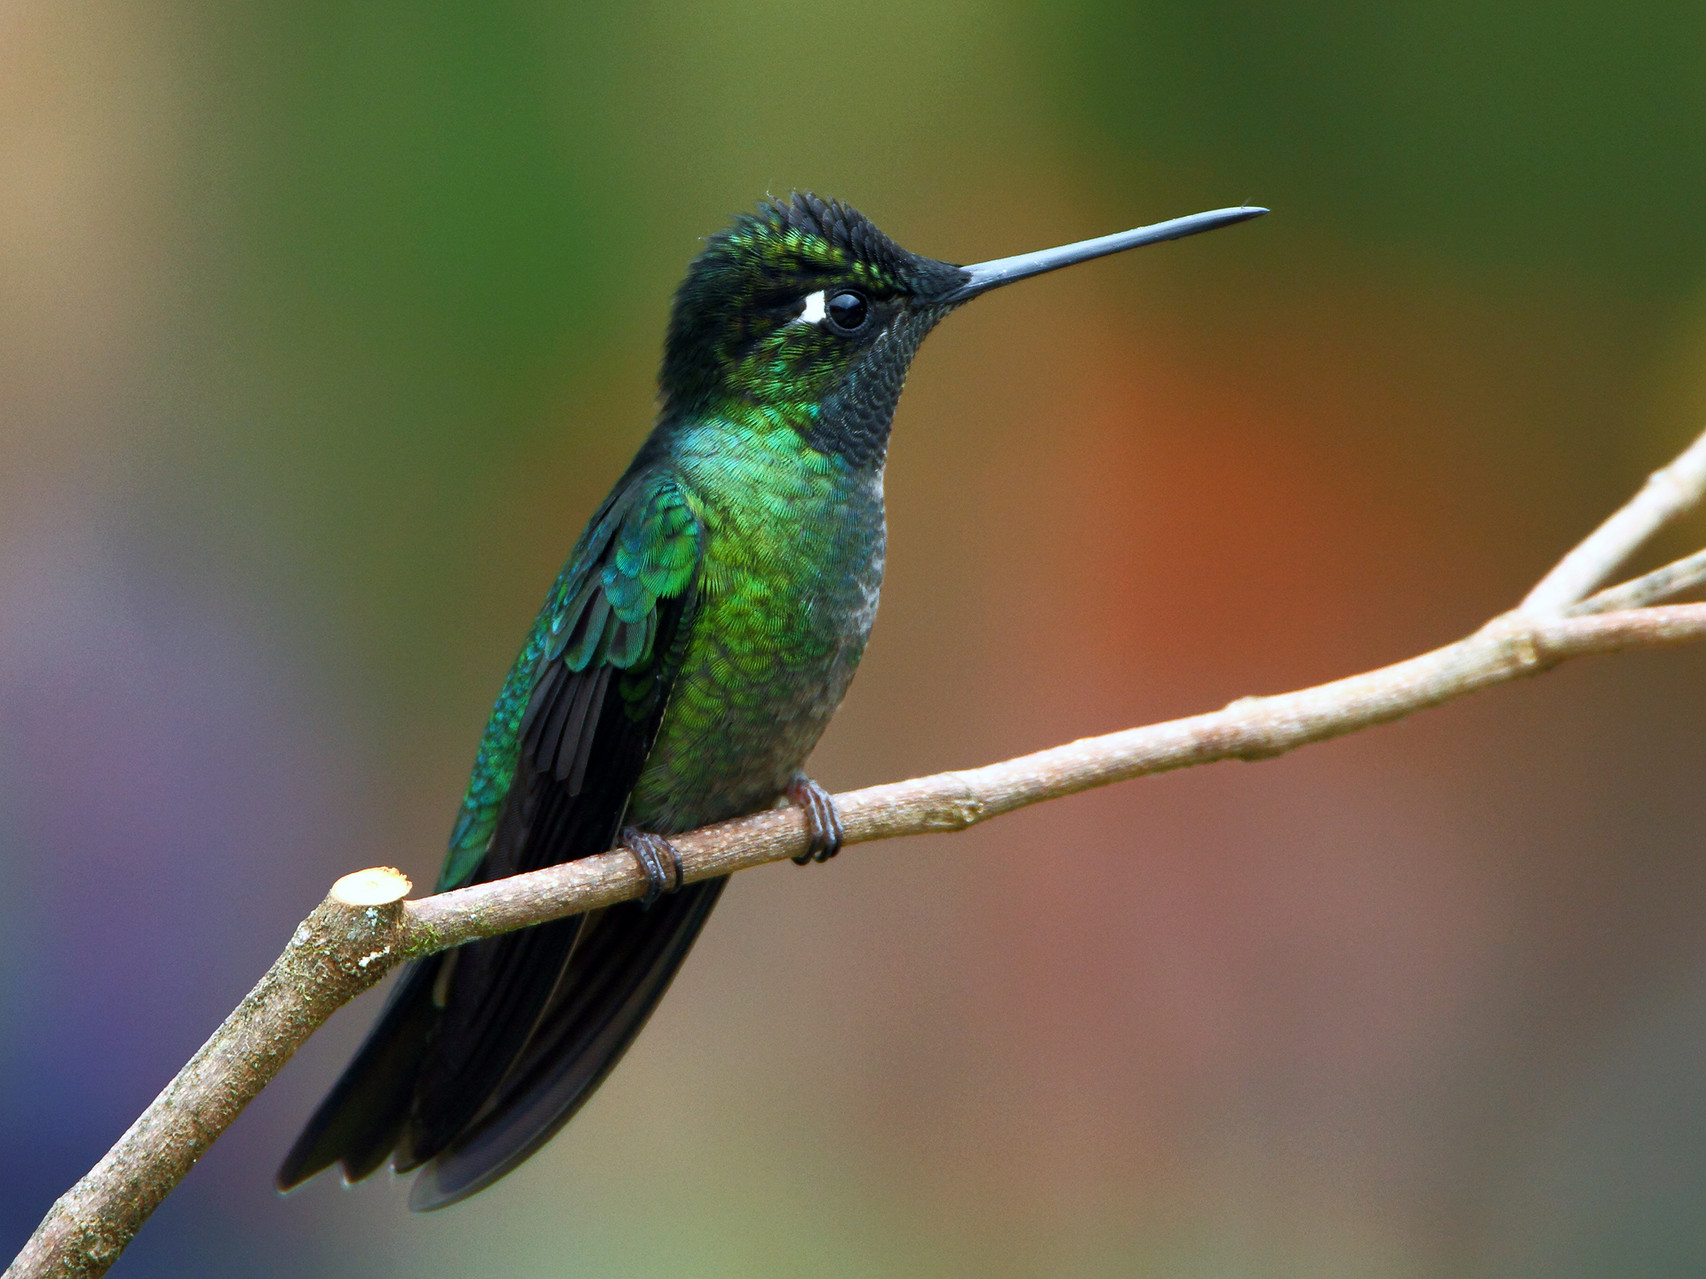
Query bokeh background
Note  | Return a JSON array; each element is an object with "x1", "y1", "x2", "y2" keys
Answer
[{"x1": 6, "y1": 3, "x2": 1706, "y2": 1275}]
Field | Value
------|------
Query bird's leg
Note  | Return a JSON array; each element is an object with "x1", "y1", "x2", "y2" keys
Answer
[
  {"x1": 621, "y1": 827, "x2": 684, "y2": 909},
  {"x1": 785, "y1": 773, "x2": 846, "y2": 865}
]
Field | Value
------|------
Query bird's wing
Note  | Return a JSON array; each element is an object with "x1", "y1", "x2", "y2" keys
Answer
[
  {"x1": 278, "y1": 469, "x2": 708, "y2": 1199},
  {"x1": 437, "y1": 470, "x2": 704, "y2": 892}
]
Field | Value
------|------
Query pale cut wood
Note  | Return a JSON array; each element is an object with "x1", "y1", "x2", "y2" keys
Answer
[{"x1": 330, "y1": 867, "x2": 413, "y2": 907}]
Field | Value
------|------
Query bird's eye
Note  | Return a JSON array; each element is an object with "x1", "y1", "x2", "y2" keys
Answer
[{"x1": 825, "y1": 291, "x2": 869, "y2": 333}]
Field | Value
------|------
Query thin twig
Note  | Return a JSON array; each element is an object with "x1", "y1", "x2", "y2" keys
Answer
[
  {"x1": 12, "y1": 433, "x2": 1706, "y2": 1279},
  {"x1": 1521, "y1": 425, "x2": 1706, "y2": 613},
  {"x1": 1572, "y1": 546, "x2": 1706, "y2": 615}
]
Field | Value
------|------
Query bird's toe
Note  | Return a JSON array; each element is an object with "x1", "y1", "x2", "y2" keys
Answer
[
  {"x1": 622, "y1": 827, "x2": 684, "y2": 907},
  {"x1": 785, "y1": 774, "x2": 845, "y2": 864}
]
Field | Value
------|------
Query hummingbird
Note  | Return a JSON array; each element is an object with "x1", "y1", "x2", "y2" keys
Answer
[{"x1": 277, "y1": 192, "x2": 1265, "y2": 1210}]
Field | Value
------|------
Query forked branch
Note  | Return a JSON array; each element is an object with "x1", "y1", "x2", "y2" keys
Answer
[{"x1": 12, "y1": 427, "x2": 1706, "y2": 1279}]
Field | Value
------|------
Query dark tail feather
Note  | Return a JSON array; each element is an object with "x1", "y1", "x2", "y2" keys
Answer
[
  {"x1": 397, "y1": 914, "x2": 586, "y2": 1169},
  {"x1": 275, "y1": 953, "x2": 444, "y2": 1191},
  {"x1": 406, "y1": 876, "x2": 728, "y2": 1210}
]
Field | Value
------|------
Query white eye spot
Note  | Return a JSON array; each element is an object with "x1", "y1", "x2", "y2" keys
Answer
[{"x1": 794, "y1": 290, "x2": 827, "y2": 325}]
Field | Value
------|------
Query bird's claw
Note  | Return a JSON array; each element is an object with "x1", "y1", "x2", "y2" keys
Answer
[
  {"x1": 622, "y1": 827, "x2": 684, "y2": 908},
  {"x1": 785, "y1": 774, "x2": 845, "y2": 865}
]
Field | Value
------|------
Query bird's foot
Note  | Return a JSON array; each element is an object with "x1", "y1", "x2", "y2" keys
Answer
[
  {"x1": 785, "y1": 774, "x2": 845, "y2": 865},
  {"x1": 622, "y1": 826, "x2": 684, "y2": 908}
]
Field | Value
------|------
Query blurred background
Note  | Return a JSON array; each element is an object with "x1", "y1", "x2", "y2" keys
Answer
[{"x1": 5, "y1": 2, "x2": 1706, "y2": 1275}]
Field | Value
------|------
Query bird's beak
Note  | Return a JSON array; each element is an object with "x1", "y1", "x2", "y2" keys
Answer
[{"x1": 942, "y1": 205, "x2": 1267, "y2": 305}]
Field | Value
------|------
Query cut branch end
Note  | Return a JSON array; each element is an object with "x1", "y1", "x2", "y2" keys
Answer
[{"x1": 330, "y1": 867, "x2": 412, "y2": 908}]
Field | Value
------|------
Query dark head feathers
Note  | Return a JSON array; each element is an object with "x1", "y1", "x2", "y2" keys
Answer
[
  {"x1": 689, "y1": 191, "x2": 961, "y2": 300},
  {"x1": 657, "y1": 192, "x2": 964, "y2": 427},
  {"x1": 759, "y1": 192, "x2": 920, "y2": 287}
]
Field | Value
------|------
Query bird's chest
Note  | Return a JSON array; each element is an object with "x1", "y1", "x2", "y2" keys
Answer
[{"x1": 631, "y1": 452, "x2": 884, "y2": 830}]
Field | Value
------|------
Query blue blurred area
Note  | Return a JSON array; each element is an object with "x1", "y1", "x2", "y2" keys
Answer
[
  {"x1": 0, "y1": 520, "x2": 355, "y2": 1271},
  {"x1": 5, "y1": 3, "x2": 1706, "y2": 1276}
]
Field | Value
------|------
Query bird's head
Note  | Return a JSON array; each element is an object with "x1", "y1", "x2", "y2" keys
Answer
[{"x1": 658, "y1": 191, "x2": 1264, "y2": 467}]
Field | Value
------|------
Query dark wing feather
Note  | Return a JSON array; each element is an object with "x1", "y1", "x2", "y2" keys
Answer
[
  {"x1": 278, "y1": 473, "x2": 709, "y2": 1200},
  {"x1": 399, "y1": 667, "x2": 647, "y2": 1166}
]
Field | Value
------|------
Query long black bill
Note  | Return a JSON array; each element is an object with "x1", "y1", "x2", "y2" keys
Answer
[{"x1": 944, "y1": 205, "x2": 1267, "y2": 304}]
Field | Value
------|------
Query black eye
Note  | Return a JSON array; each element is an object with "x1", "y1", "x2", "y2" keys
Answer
[{"x1": 825, "y1": 290, "x2": 869, "y2": 333}]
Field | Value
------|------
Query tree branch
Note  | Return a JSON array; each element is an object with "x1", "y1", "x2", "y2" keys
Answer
[
  {"x1": 12, "y1": 425, "x2": 1706, "y2": 1279},
  {"x1": 1573, "y1": 546, "x2": 1706, "y2": 615},
  {"x1": 1521, "y1": 427, "x2": 1706, "y2": 613}
]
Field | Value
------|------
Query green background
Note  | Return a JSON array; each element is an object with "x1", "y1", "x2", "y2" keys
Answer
[{"x1": 5, "y1": 2, "x2": 1706, "y2": 1275}]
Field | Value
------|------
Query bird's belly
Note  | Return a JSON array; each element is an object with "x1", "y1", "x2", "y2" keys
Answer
[{"x1": 625, "y1": 547, "x2": 880, "y2": 835}]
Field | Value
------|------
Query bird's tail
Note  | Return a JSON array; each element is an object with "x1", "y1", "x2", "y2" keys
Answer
[
  {"x1": 275, "y1": 953, "x2": 444, "y2": 1191},
  {"x1": 404, "y1": 877, "x2": 727, "y2": 1209}
]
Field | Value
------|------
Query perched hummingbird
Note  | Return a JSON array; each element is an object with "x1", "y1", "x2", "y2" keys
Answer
[{"x1": 277, "y1": 192, "x2": 1265, "y2": 1210}]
